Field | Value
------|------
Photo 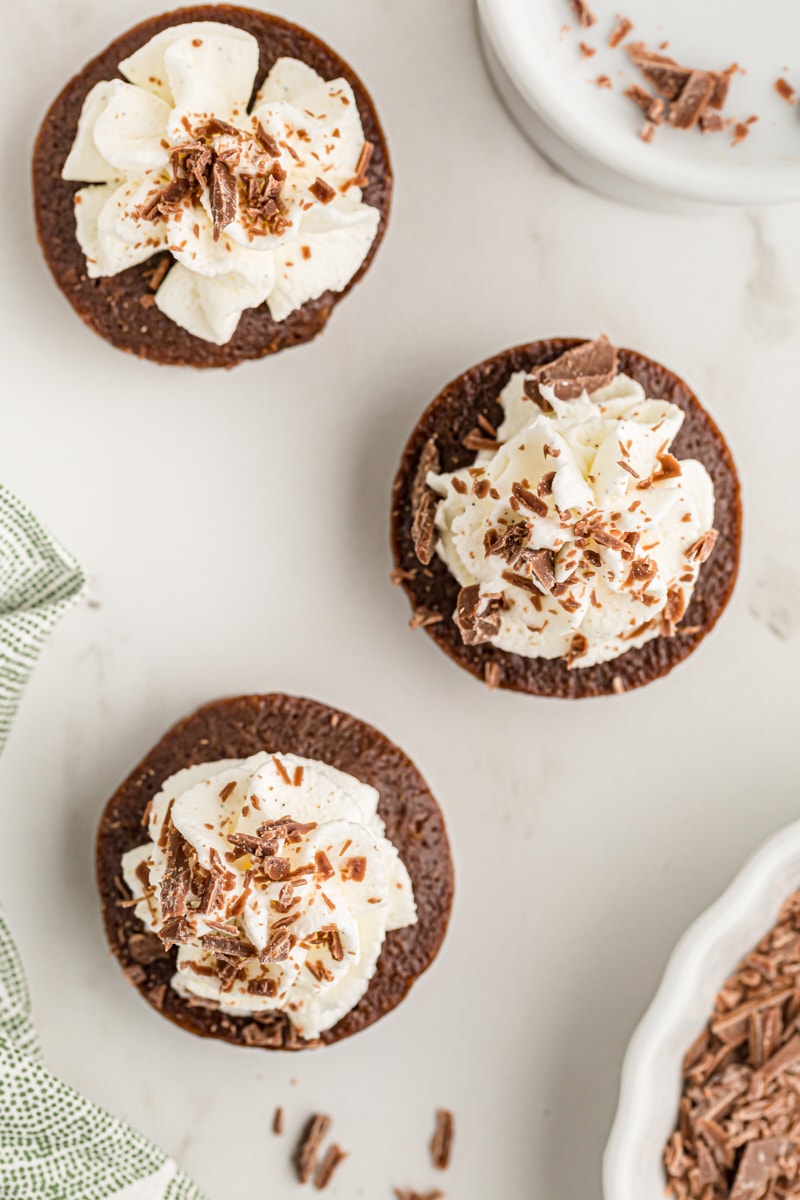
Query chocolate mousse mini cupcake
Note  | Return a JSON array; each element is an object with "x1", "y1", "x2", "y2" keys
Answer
[
  {"x1": 97, "y1": 695, "x2": 453, "y2": 1048},
  {"x1": 34, "y1": 6, "x2": 391, "y2": 366},
  {"x1": 391, "y1": 337, "x2": 741, "y2": 698}
]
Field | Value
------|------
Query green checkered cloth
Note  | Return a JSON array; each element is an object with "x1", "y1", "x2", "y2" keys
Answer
[{"x1": 0, "y1": 485, "x2": 206, "y2": 1200}]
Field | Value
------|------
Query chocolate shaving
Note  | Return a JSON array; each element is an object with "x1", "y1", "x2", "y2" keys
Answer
[
  {"x1": 314, "y1": 1144, "x2": 348, "y2": 1190},
  {"x1": 484, "y1": 661, "x2": 501, "y2": 690},
  {"x1": 137, "y1": 176, "x2": 195, "y2": 223},
  {"x1": 209, "y1": 158, "x2": 237, "y2": 240},
  {"x1": 310, "y1": 177, "x2": 336, "y2": 204},
  {"x1": 431, "y1": 1109, "x2": 454, "y2": 1170},
  {"x1": 261, "y1": 928, "x2": 295, "y2": 962},
  {"x1": 525, "y1": 336, "x2": 617, "y2": 402},
  {"x1": 512, "y1": 482, "x2": 548, "y2": 518},
  {"x1": 668, "y1": 71, "x2": 716, "y2": 130},
  {"x1": 255, "y1": 121, "x2": 281, "y2": 156},
  {"x1": 354, "y1": 140, "x2": 374, "y2": 179},
  {"x1": 775, "y1": 78, "x2": 796, "y2": 104},
  {"x1": 200, "y1": 933, "x2": 254, "y2": 960},
  {"x1": 454, "y1": 585, "x2": 502, "y2": 647},
  {"x1": 273, "y1": 1106, "x2": 285, "y2": 1135},
  {"x1": 160, "y1": 828, "x2": 192, "y2": 920},
  {"x1": 411, "y1": 439, "x2": 441, "y2": 566},
  {"x1": 687, "y1": 529, "x2": 719, "y2": 564},
  {"x1": 128, "y1": 932, "x2": 167, "y2": 965},
  {"x1": 462, "y1": 428, "x2": 502, "y2": 452},
  {"x1": 526, "y1": 548, "x2": 557, "y2": 593},
  {"x1": 570, "y1": 0, "x2": 596, "y2": 28},
  {"x1": 295, "y1": 1114, "x2": 332, "y2": 1184},
  {"x1": 343, "y1": 856, "x2": 367, "y2": 882},
  {"x1": 609, "y1": 16, "x2": 633, "y2": 48}
]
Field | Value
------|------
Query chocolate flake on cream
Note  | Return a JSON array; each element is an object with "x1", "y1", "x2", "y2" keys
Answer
[{"x1": 454, "y1": 585, "x2": 503, "y2": 646}]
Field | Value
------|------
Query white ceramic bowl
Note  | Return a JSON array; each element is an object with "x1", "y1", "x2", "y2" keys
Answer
[
  {"x1": 604, "y1": 819, "x2": 800, "y2": 1200},
  {"x1": 477, "y1": 0, "x2": 800, "y2": 210}
]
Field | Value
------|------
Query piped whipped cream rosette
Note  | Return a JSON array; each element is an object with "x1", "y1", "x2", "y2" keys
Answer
[
  {"x1": 121, "y1": 750, "x2": 416, "y2": 1042},
  {"x1": 426, "y1": 337, "x2": 719, "y2": 669},
  {"x1": 61, "y1": 20, "x2": 381, "y2": 345}
]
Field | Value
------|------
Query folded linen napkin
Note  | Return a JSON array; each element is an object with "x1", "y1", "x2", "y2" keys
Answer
[{"x1": 0, "y1": 485, "x2": 206, "y2": 1200}]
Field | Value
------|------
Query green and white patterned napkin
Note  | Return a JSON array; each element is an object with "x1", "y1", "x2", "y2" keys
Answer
[
  {"x1": 0, "y1": 484, "x2": 85, "y2": 753},
  {"x1": 0, "y1": 485, "x2": 206, "y2": 1200}
]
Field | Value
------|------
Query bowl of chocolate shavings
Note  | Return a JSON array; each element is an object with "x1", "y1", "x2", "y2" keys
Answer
[{"x1": 604, "y1": 818, "x2": 800, "y2": 1200}]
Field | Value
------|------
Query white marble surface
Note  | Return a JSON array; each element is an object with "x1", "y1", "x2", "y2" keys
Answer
[{"x1": 2, "y1": 2, "x2": 800, "y2": 1198}]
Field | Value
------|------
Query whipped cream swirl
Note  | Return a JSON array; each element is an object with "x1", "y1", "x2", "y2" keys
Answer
[
  {"x1": 121, "y1": 751, "x2": 416, "y2": 1041},
  {"x1": 429, "y1": 368, "x2": 718, "y2": 668},
  {"x1": 62, "y1": 22, "x2": 381, "y2": 344}
]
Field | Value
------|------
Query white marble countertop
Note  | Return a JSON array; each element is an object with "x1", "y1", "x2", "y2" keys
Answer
[{"x1": 2, "y1": 1, "x2": 800, "y2": 1197}]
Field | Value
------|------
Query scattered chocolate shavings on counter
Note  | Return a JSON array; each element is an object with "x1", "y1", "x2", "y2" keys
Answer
[
  {"x1": 525, "y1": 335, "x2": 618, "y2": 402},
  {"x1": 296, "y1": 1114, "x2": 332, "y2": 1184},
  {"x1": 454, "y1": 585, "x2": 503, "y2": 646},
  {"x1": 775, "y1": 77, "x2": 797, "y2": 103},
  {"x1": 570, "y1": 0, "x2": 596, "y2": 28},
  {"x1": 731, "y1": 121, "x2": 752, "y2": 147},
  {"x1": 273, "y1": 1106, "x2": 284, "y2": 1135},
  {"x1": 431, "y1": 1110, "x2": 455, "y2": 1170},
  {"x1": 609, "y1": 16, "x2": 633, "y2": 48},
  {"x1": 411, "y1": 439, "x2": 441, "y2": 566},
  {"x1": 314, "y1": 1145, "x2": 348, "y2": 1190},
  {"x1": 665, "y1": 889, "x2": 800, "y2": 1200}
]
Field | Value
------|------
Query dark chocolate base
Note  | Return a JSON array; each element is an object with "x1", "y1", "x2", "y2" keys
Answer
[
  {"x1": 96, "y1": 695, "x2": 453, "y2": 1049},
  {"x1": 391, "y1": 339, "x2": 742, "y2": 699},
  {"x1": 33, "y1": 5, "x2": 392, "y2": 368}
]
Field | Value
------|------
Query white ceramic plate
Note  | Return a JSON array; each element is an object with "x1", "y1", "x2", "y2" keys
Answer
[
  {"x1": 604, "y1": 820, "x2": 800, "y2": 1200},
  {"x1": 478, "y1": 0, "x2": 800, "y2": 207}
]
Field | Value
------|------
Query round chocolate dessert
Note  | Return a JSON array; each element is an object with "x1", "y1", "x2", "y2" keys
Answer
[
  {"x1": 33, "y1": 6, "x2": 392, "y2": 367},
  {"x1": 391, "y1": 337, "x2": 741, "y2": 699},
  {"x1": 97, "y1": 695, "x2": 453, "y2": 1049}
]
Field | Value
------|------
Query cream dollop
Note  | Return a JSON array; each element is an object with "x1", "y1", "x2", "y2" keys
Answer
[
  {"x1": 121, "y1": 752, "x2": 416, "y2": 1041},
  {"x1": 429, "y1": 371, "x2": 718, "y2": 668},
  {"x1": 63, "y1": 22, "x2": 380, "y2": 344}
]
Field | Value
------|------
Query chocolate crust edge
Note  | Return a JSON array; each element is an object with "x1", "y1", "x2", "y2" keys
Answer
[
  {"x1": 96, "y1": 694, "x2": 454, "y2": 1049},
  {"x1": 32, "y1": 5, "x2": 393, "y2": 369},
  {"x1": 390, "y1": 338, "x2": 743, "y2": 700}
]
